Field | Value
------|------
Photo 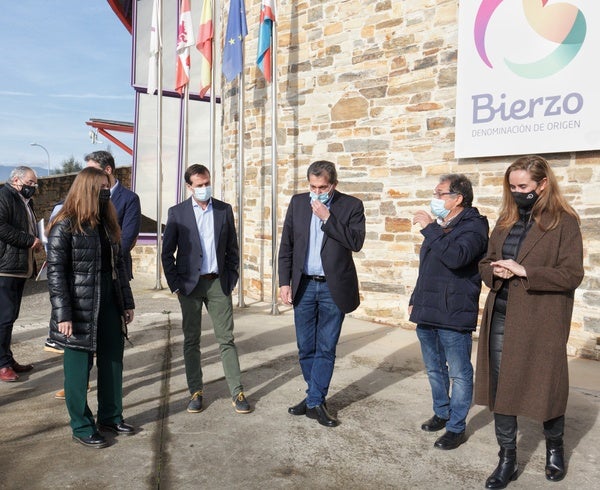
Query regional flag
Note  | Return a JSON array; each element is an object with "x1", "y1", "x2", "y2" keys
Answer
[
  {"x1": 256, "y1": 0, "x2": 275, "y2": 82},
  {"x1": 222, "y1": 0, "x2": 248, "y2": 82},
  {"x1": 175, "y1": 0, "x2": 195, "y2": 94},
  {"x1": 196, "y1": 0, "x2": 213, "y2": 97},
  {"x1": 147, "y1": 0, "x2": 161, "y2": 94}
]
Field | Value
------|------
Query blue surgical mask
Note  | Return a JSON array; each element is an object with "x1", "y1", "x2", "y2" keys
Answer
[
  {"x1": 310, "y1": 191, "x2": 330, "y2": 204},
  {"x1": 310, "y1": 186, "x2": 331, "y2": 204},
  {"x1": 193, "y1": 185, "x2": 212, "y2": 202},
  {"x1": 430, "y1": 198, "x2": 450, "y2": 219}
]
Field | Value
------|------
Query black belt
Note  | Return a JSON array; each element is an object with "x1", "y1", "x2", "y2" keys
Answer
[
  {"x1": 304, "y1": 274, "x2": 326, "y2": 282},
  {"x1": 199, "y1": 273, "x2": 219, "y2": 280}
]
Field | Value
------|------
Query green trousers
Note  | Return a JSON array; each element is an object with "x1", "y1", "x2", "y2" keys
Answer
[
  {"x1": 178, "y1": 276, "x2": 242, "y2": 397},
  {"x1": 63, "y1": 272, "x2": 124, "y2": 438}
]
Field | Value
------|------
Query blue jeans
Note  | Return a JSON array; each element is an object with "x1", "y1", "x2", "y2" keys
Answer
[
  {"x1": 416, "y1": 325, "x2": 473, "y2": 433},
  {"x1": 293, "y1": 278, "x2": 345, "y2": 408}
]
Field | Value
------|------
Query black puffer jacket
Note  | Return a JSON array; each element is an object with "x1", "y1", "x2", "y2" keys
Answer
[
  {"x1": 0, "y1": 184, "x2": 37, "y2": 274},
  {"x1": 47, "y1": 219, "x2": 135, "y2": 352}
]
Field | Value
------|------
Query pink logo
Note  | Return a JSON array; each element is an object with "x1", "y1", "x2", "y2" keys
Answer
[{"x1": 474, "y1": 0, "x2": 586, "y2": 78}]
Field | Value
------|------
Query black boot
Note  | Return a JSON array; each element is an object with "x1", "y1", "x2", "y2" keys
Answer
[
  {"x1": 545, "y1": 438, "x2": 565, "y2": 482},
  {"x1": 485, "y1": 448, "x2": 518, "y2": 489}
]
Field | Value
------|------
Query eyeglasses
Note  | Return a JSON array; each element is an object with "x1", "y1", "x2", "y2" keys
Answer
[
  {"x1": 20, "y1": 179, "x2": 38, "y2": 188},
  {"x1": 432, "y1": 191, "x2": 457, "y2": 199}
]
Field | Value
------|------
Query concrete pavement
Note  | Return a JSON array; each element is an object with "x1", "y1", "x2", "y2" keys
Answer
[{"x1": 1, "y1": 276, "x2": 599, "y2": 489}]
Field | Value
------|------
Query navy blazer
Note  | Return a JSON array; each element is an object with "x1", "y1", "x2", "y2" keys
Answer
[
  {"x1": 111, "y1": 181, "x2": 141, "y2": 279},
  {"x1": 278, "y1": 190, "x2": 365, "y2": 314},
  {"x1": 161, "y1": 197, "x2": 239, "y2": 297}
]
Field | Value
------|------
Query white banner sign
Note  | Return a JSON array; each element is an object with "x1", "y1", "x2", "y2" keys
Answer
[{"x1": 455, "y1": 0, "x2": 600, "y2": 158}]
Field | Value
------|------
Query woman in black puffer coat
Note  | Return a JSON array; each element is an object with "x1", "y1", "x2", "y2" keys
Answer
[{"x1": 47, "y1": 167, "x2": 135, "y2": 449}]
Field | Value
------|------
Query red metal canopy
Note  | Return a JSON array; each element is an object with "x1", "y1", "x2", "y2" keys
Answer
[
  {"x1": 107, "y1": 0, "x2": 133, "y2": 34},
  {"x1": 86, "y1": 118, "x2": 134, "y2": 156}
]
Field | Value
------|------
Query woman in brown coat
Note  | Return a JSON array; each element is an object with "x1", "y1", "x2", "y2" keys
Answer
[{"x1": 474, "y1": 155, "x2": 583, "y2": 489}]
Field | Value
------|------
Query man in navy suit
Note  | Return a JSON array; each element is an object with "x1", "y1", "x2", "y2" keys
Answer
[
  {"x1": 279, "y1": 160, "x2": 365, "y2": 427},
  {"x1": 85, "y1": 151, "x2": 141, "y2": 280},
  {"x1": 161, "y1": 164, "x2": 250, "y2": 414}
]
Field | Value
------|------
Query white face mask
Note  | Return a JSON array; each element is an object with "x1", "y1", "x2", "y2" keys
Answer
[{"x1": 193, "y1": 185, "x2": 212, "y2": 202}]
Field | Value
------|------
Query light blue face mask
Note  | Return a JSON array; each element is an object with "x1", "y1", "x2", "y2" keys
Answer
[
  {"x1": 310, "y1": 191, "x2": 330, "y2": 203},
  {"x1": 310, "y1": 188, "x2": 331, "y2": 204},
  {"x1": 194, "y1": 185, "x2": 212, "y2": 202},
  {"x1": 430, "y1": 197, "x2": 450, "y2": 219}
]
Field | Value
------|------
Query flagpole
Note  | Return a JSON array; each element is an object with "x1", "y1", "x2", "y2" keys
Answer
[
  {"x1": 237, "y1": 68, "x2": 246, "y2": 308},
  {"x1": 155, "y1": 0, "x2": 164, "y2": 290},
  {"x1": 180, "y1": 84, "x2": 190, "y2": 203},
  {"x1": 209, "y1": 0, "x2": 217, "y2": 180},
  {"x1": 270, "y1": 7, "x2": 279, "y2": 315},
  {"x1": 176, "y1": 0, "x2": 193, "y2": 203}
]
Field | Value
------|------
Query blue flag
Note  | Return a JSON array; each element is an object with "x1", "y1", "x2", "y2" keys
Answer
[{"x1": 222, "y1": 0, "x2": 248, "y2": 82}]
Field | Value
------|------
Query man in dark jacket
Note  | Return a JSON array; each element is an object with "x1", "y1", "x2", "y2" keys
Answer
[
  {"x1": 161, "y1": 164, "x2": 250, "y2": 415},
  {"x1": 279, "y1": 160, "x2": 366, "y2": 428},
  {"x1": 409, "y1": 174, "x2": 489, "y2": 450},
  {"x1": 0, "y1": 166, "x2": 43, "y2": 382},
  {"x1": 85, "y1": 151, "x2": 141, "y2": 280}
]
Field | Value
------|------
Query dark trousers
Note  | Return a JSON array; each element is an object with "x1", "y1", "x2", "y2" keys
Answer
[
  {"x1": 0, "y1": 276, "x2": 26, "y2": 369},
  {"x1": 490, "y1": 310, "x2": 565, "y2": 448},
  {"x1": 64, "y1": 273, "x2": 124, "y2": 438}
]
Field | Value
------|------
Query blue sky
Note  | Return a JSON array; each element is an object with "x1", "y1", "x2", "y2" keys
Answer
[{"x1": 0, "y1": 1, "x2": 134, "y2": 172}]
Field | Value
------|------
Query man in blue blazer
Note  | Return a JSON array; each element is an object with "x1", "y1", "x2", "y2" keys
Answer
[
  {"x1": 279, "y1": 160, "x2": 365, "y2": 427},
  {"x1": 161, "y1": 164, "x2": 250, "y2": 415},
  {"x1": 85, "y1": 151, "x2": 141, "y2": 280}
]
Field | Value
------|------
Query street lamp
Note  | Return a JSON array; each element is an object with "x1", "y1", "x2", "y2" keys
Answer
[{"x1": 30, "y1": 142, "x2": 50, "y2": 176}]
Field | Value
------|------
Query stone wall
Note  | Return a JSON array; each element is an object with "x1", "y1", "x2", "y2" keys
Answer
[{"x1": 219, "y1": 0, "x2": 600, "y2": 359}]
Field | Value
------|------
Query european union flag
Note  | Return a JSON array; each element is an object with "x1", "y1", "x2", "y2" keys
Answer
[{"x1": 222, "y1": 0, "x2": 248, "y2": 82}]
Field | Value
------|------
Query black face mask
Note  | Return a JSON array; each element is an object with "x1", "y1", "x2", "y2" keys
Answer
[
  {"x1": 19, "y1": 185, "x2": 36, "y2": 199},
  {"x1": 511, "y1": 190, "x2": 539, "y2": 209},
  {"x1": 99, "y1": 189, "x2": 111, "y2": 202}
]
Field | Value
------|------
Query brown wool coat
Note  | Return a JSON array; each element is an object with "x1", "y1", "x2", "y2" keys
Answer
[{"x1": 474, "y1": 211, "x2": 584, "y2": 422}]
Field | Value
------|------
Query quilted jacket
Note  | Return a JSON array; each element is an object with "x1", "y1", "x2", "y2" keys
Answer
[{"x1": 47, "y1": 218, "x2": 135, "y2": 352}]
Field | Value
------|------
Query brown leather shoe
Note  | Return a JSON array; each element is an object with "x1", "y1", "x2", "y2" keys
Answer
[
  {"x1": 0, "y1": 366, "x2": 19, "y2": 382},
  {"x1": 12, "y1": 362, "x2": 34, "y2": 373}
]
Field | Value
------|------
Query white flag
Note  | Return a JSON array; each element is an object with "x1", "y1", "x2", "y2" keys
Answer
[{"x1": 147, "y1": 0, "x2": 161, "y2": 94}]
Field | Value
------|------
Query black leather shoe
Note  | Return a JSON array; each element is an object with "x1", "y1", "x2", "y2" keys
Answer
[
  {"x1": 421, "y1": 414, "x2": 448, "y2": 432},
  {"x1": 306, "y1": 404, "x2": 339, "y2": 427},
  {"x1": 434, "y1": 430, "x2": 467, "y2": 450},
  {"x1": 486, "y1": 448, "x2": 518, "y2": 489},
  {"x1": 72, "y1": 432, "x2": 109, "y2": 448},
  {"x1": 98, "y1": 421, "x2": 136, "y2": 436},
  {"x1": 545, "y1": 439, "x2": 565, "y2": 482},
  {"x1": 288, "y1": 399, "x2": 307, "y2": 416},
  {"x1": 12, "y1": 362, "x2": 34, "y2": 373}
]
